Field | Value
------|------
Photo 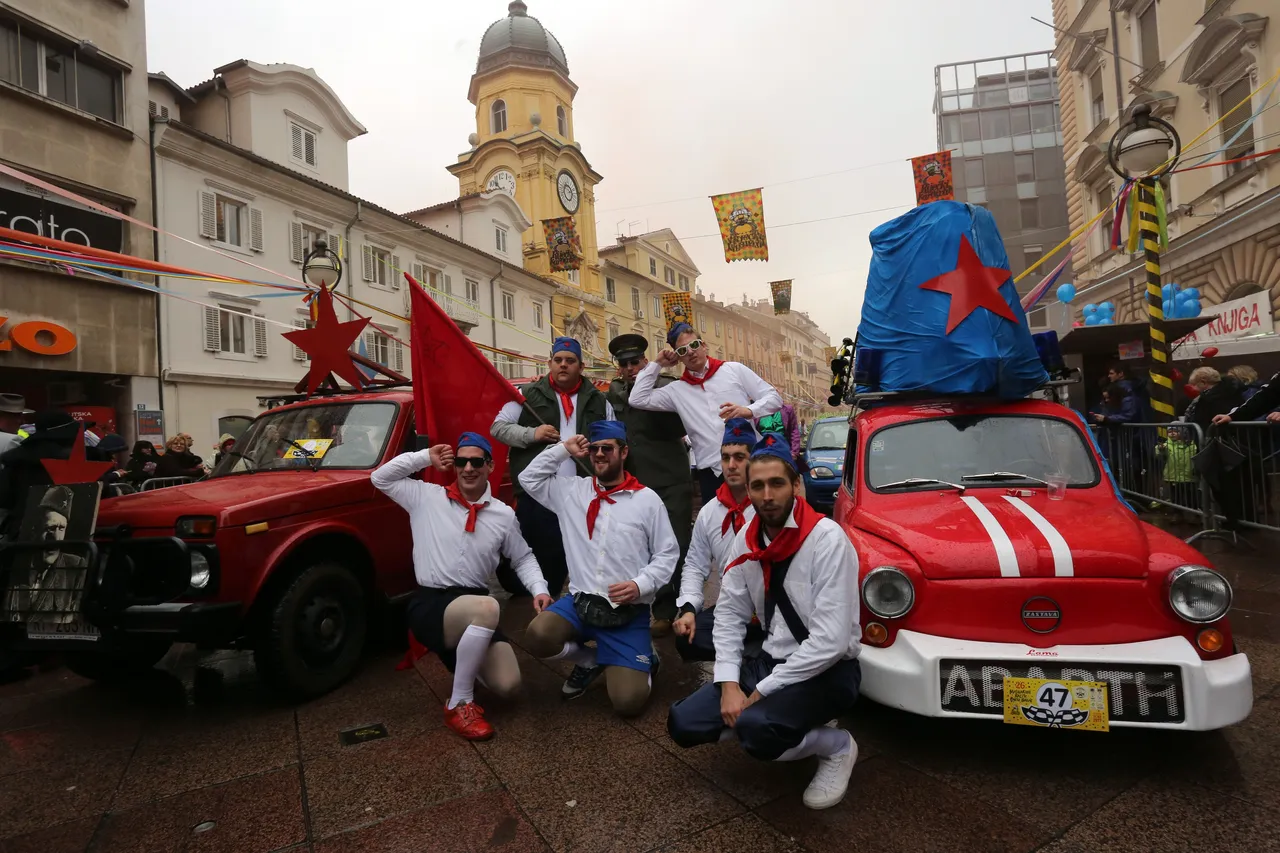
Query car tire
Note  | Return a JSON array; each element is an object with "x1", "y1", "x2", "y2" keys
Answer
[
  {"x1": 62, "y1": 637, "x2": 173, "y2": 682},
  {"x1": 253, "y1": 562, "x2": 367, "y2": 701}
]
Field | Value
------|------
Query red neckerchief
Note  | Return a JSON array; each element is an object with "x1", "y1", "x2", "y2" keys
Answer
[
  {"x1": 679, "y1": 358, "x2": 724, "y2": 388},
  {"x1": 586, "y1": 473, "x2": 645, "y2": 538},
  {"x1": 724, "y1": 497, "x2": 822, "y2": 590},
  {"x1": 446, "y1": 483, "x2": 489, "y2": 533},
  {"x1": 553, "y1": 378, "x2": 583, "y2": 420},
  {"x1": 716, "y1": 483, "x2": 751, "y2": 536}
]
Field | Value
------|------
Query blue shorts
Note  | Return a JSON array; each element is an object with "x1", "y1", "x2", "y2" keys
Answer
[{"x1": 546, "y1": 595, "x2": 654, "y2": 673}]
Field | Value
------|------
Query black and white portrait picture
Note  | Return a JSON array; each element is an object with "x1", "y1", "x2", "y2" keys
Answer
[{"x1": 3, "y1": 482, "x2": 102, "y2": 626}]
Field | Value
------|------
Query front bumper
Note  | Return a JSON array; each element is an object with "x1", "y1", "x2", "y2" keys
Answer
[
  {"x1": 861, "y1": 629, "x2": 1253, "y2": 731},
  {"x1": 803, "y1": 477, "x2": 839, "y2": 509},
  {"x1": 113, "y1": 601, "x2": 244, "y2": 645}
]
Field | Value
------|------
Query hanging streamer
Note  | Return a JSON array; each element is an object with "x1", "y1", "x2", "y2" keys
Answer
[
  {"x1": 1154, "y1": 181, "x2": 1169, "y2": 251},
  {"x1": 1126, "y1": 186, "x2": 1142, "y2": 254}
]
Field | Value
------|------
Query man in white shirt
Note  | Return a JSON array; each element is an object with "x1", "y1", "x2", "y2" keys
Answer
[
  {"x1": 629, "y1": 322, "x2": 781, "y2": 508},
  {"x1": 673, "y1": 417, "x2": 765, "y2": 662},
  {"x1": 667, "y1": 433, "x2": 862, "y2": 811},
  {"x1": 519, "y1": 420, "x2": 679, "y2": 717},
  {"x1": 371, "y1": 432, "x2": 552, "y2": 742},
  {"x1": 491, "y1": 336, "x2": 615, "y2": 599}
]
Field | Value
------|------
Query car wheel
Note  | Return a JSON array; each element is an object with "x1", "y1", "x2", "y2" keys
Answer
[
  {"x1": 62, "y1": 637, "x2": 173, "y2": 682},
  {"x1": 253, "y1": 562, "x2": 367, "y2": 701}
]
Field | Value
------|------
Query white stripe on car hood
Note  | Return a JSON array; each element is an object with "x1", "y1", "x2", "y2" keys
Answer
[
  {"x1": 960, "y1": 495, "x2": 1019, "y2": 577},
  {"x1": 1003, "y1": 495, "x2": 1074, "y2": 577}
]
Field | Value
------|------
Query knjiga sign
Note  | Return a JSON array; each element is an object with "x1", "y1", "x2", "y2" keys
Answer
[
  {"x1": 1172, "y1": 290, "x2": 1275, "y2": 355},
  {"x1": 910, "y1": 151, "x2": 954, "y2": 206}
]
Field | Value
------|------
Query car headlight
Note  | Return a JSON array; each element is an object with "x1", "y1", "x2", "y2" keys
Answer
[
  {"x1": 862, "y1": 566, "x2": 915, "y2": 619},
  {"x1": 176, "y1": 516, "x2": 216, "y2": 538},
  {"x1": 190, "y1": 550, "x2": 211, "y2": 589},
  {"x1": 810, "y1": 466, "x2": 836, "y2": 479},
  {"x1": 1167, "y1": 565, "x2": 1231, "y2": 624}
]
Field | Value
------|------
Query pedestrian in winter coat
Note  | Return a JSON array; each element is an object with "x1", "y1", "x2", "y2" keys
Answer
[
  {"x1": 125, "y1": 441, "x2": 159, "y2": 486},
  {"x1": 0, "y1": 411, "x2": 79, "y2": 539},
  {"x1": 155, "y1": 435, "x2": 207, "y2": 480},
  {"x1": 212, "y1": 433, "x2": 236, "y2": 467}
]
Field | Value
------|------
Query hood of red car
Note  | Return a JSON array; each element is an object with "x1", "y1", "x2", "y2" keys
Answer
[{"x1": 854, "y1": 490, "x2": 1149, "y2": 580}]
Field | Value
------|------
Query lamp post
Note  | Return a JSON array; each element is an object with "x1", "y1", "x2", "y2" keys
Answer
[
  {"x1": 302, "y1": 238, "x2": 343, "y2": 295},
  {"x1": 1107, "y1": 103, "x2": 1181, "y2": 422}
]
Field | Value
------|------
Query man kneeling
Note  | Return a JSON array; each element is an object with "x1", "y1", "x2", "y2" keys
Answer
[
  {"x1": 666, "y1": 433, "x2": 862, "y2": 810},
  {"x1": 372, "y1": 433, "x2": 552, "y2": 740},
  {"x1": 519, "y1": 421, "x2": 678, "y2": 716}
]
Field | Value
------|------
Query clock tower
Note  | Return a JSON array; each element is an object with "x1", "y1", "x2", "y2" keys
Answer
[{"x1": 448, "y1": 1, "x2": 607, "y2": 359}]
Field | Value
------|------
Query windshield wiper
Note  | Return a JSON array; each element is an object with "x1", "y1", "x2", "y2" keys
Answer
[
  {"x1": 212, "y1": 450, "x2": 257, "y2": 475},
  {"x1": 961, "y1": 471, "x2": 1051, "y2": 486},
  {"x1": 283, "y1": 439, "x2": 322, "y2": 472},
  {"x1": 878, "y1": 477, "x2": 967, "y2": 493}
]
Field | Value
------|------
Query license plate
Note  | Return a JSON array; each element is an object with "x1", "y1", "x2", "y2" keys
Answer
[
  {"x1": 939, "y1": 659, "x2": 1185, "y2": 724},
  {"x1": 26, "y1": 618, "x2": 100, "y2": 642},
  {"x1": 1002, "y1": 676, "x2": 1109, "y2": 732}
]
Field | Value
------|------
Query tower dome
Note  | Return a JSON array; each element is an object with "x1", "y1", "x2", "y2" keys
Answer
[{"x1": 476, "y1": 1, "x2": 569, "y2": 78}]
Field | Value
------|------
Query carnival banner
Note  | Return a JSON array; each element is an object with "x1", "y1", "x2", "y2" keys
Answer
[
  {"x1": 824, "y1": 345, "x2": 838, "y2": 365},
  {"x1": 770, "y1": 280, "x2": 792, "y2": 315},
  {"x1": 710, "y1": 188, "x2": 769, "y2": 262},
  {"x1": 910, "y1": 150, "x2": 954, "y2": 205},
  {"x1": 542, "y1": 216, "x2": 582, "y2": 271},
  {"x1": 660, "y1": 291, "x2": 694, "y2": 327}
]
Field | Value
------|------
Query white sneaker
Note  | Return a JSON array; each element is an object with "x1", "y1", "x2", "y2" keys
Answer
[{"x1": 802, "y1": 730, "x2": 857, "y2": 810}]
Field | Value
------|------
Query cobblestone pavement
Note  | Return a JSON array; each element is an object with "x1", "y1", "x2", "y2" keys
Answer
[{"x1": 1, "y1": 525, "x2": 1278, "y2": 853}]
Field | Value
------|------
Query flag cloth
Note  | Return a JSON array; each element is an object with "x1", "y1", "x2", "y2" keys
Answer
[
  {"x1": 355, "y1": 333, "x2": 377, "y2": 381},
  {"x1": 542, "y1": 216, "x2": 582, "y2": 271},
  {"x1": 660, "y1": 292, "x2": 693, "y2": 327},
  {"x1": 407, "y1": 272, "x2": 523, "y2": 493},
  {"x1": 856, "y1": 201, "x2": 1047, "y2": 398},
  {"x1": 770, "y1": 280, "x2": 792, "y2": 314},
  {"x1": 910, "y1": 151, "x2": 954, "y2": 205},
  {"x1": 711, "y1": 188, "x2": 769, "y2": 262}
]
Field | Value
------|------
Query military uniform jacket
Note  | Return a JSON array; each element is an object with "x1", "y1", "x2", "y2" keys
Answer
[{"x1": 609, "y1": 375, "x2": 692, "y2": 491}]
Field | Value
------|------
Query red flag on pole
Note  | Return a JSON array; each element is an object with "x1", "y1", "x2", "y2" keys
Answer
[{"x1": 406, "y1": 271, "x2": 523, "y2": 497}]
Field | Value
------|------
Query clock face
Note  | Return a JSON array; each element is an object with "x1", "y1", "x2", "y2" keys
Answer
[
  {"x1": 557, "y1": 170, "x2": 580, "y2": 214},
  {"x1": 486, "y1": 169, "x2": 516, "y2": 197}
]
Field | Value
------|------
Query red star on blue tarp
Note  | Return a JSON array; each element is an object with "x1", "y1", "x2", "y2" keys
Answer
[{"x1": 918, "y1": 235, "x2": 1016, "y2": 334}]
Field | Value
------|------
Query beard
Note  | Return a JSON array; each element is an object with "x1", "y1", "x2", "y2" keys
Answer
[{"x1": 594, "y1": 456, "x2": 625, "y2": 484}]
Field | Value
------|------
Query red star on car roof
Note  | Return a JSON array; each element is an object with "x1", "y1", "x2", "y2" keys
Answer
[
  {"x1": 282, "y1": 286, "x2": 371, "y2": 396},
  {"x1": 918, "y1": 235, "x2": 1016, "y2": 334},
  {"x1": 42, "y1": 428, "x2": 114, "y2": 485}
]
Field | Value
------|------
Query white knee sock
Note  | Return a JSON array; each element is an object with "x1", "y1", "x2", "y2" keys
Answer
[
  {"x1": 448, "y1": 624, "x2": 494, "y2": 710},
  {"x1": 774, "y1": 726, "x2": 851, "y2": 762},
  {"x1": 549, "y1": 641, "x2": 597, "y2": 668}
]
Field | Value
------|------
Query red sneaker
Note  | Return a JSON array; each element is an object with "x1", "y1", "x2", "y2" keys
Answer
[{"x1": 444, "y1": 702, "x2": 495, "y2": 741}]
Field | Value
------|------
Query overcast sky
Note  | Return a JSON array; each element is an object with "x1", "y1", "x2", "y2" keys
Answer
[{"x1": 146, "y1": 0, "x2": 1055, "y2": 344}]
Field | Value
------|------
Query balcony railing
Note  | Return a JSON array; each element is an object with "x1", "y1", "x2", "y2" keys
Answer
[{"x1": 445, "y1": 299, "x2": 481, "y2": 330}]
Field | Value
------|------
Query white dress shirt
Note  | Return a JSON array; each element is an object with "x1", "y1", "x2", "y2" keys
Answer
[
  {"x1": 371, "y1": 450, "x2": 548, "y2": 596},
  {"x1": 628, "y1": 361, "x2": 781, "y2": 474},
  {"x1": 712, "y1": 514, "x2": 860, "y2": 697},
  {"x1": 493, "y1": 395, "x2": 616, "y2": 479},
  {"x1": 517, "y1": 443, "x2": 679, "y2": 603},
  {"x1": 677, "y1": 497, "x2": 756, "y2": 611}
]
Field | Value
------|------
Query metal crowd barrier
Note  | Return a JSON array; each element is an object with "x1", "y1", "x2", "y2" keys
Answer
[
  {"x1": 1090, "y1": 420, "x2": 1280, "y2": 545},
  {"x1": 139, "y1": 476, "x2": 197, "y2": 492}
]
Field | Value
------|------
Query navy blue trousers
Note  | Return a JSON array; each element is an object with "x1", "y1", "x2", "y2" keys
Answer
[
  {"x1": 667, "y1": 655, "x2": 861, "y2": 761},
  {"x1": 696, "y1": 468, "x2": 723, "y2": 508},
  {"x1": 674, "y1": 607, "x2": 766, "y2": 663}
]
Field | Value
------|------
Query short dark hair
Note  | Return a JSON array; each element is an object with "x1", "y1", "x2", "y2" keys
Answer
[{"x1": 1108, "y1": 363, "x2": 1127, "y2": 377}]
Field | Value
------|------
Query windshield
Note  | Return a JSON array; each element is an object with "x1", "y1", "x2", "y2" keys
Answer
[
  {"x1": 808, "y1": 422, "x2": 848, "y2": 451},
  {"x1": 210, "y1": 402, "x2": 398, "y2": 476},
  {"x1": 866, "y1": 415, "x2": 1098, "y2": 490}
]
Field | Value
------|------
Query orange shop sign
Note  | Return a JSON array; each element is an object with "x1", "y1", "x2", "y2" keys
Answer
[{"x1": 0, "y1": 316, "x2": 78, "y2": 356}]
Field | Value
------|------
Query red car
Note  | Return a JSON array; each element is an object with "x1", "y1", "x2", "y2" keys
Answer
[
  {"x1": 832, "y1": 395, "x2": 1252, "y2": 731},
  {"x1": 4, "y1": 389, "x2": 460, "y2": 699}
]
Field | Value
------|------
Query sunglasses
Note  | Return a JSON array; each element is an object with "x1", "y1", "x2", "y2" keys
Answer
[
  {"x1": 453, "y1": 456, "x2": 489, "y2": 469},
  {"x1": 674, "y1": 339, "x2": 705, "y2": 357},
  {"x1": 617, "y1": 357, "x2": 643, "y2": 368},
  {"x1": 588, "y1": 443, "x2": 619, "y2": 456}
]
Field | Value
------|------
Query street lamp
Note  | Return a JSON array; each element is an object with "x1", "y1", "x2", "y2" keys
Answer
[
  {"x1": 1107, "y1": 102, "x2": 1181, "y2": 422},
  {"x1": 303, "y1": 238, "x2": 343, "y2": 291}
]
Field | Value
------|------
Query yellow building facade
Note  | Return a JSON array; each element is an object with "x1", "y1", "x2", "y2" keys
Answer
[{"x1": 448, "y1": 1, "x2": 610, "y2": 365}]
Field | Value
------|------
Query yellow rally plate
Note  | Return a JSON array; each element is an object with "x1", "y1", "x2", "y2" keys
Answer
[{"x1": 1002, "y1": 676, "x2": 1110, "y2": 732}]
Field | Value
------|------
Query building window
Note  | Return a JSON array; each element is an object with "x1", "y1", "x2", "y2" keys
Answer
[
  {"x1": 653, "y1": 296, "x2": 661, "y2": 318},
  {"x1": 0, "y1": 20, "x2": 122, "y2": 122},
  {"x1": 631, "y1": 287, "x2": 641, "y2": 312},
  {"x1": 963, "y1": 158, "x2": 984, "y2": 188},
  {"x1": 533, "y1": 302, "x2": 544, "y2": 330},
  {"x1": 980, "y1": 108, "x2": 1010, "y2": 140},
  {"x1": 221, "y1": 307, "x2": 247, "y2": 354},
  {"x1": 1088, "y1": 66, "x2": 1105, "y2": 128},
  {"x1": 566, "y1": 269, "x2": 579, "y2": 284},
  {"x1": 664, "y1": 266, "x2": 676, "y2": 286},
  {"x1": 679, "y1": 274, "x2": 689, "y2": 291},
  {"x1": 204, "y1": 305, "x2": 267, "y2": 359},
  {"x1": 1137, "y1": 3, "x2": 1159, "y2": 73},
  {"x1": 605, "y1": 277, "x2": 616, "y2": 302},
  {"x1": 366, "y1": 330, "x2": 404, "y2": 373},
  {"x1": 148, "y1": 100, "x2": 169, "y2": 119},
  {"x1": 607, "y1": 320, "x2": 619, "y2": 341},
  {"x1": 501, "y1": 291, "x2": 515, "y2": 322},
  {"x1": 653, "y1": 334, "x2": 665, "y2": 354},
  {"x1": 1020, "y1": 198, "x2": 1039, "y2": 229},
  {"x1": 216, "y1": 196, "x2": 245, "y2": 247},
  {"x1": 1014, "y1": 153, "x2": 1035, "y2": 183},
  {"x1": 1011, "y1": 106, "x2": 1030, "y2": 136},
  {"x1": 1220, "y1": 76, "x2": 1255, "y2": 175},
  {"x1": 290, "y1": 123, "x2": 317, "y2": 167},
  {"x1": 361, "y1": 245, "x2": 399, "y2": 288},
  {"x1": 1022, "y1": 246, "x2": 1043, "y2": 279},
  {"x1": 465, "y1": 278, "x2": 480, "y2": 303},
  {"x1": 491, "y1": 98, "x2": 507, "y2": 133},
  {"x1": 699, "y1": 315, "x2": 706, "y2": 333},
  {"x1": 290, "y1": 222, "x2": 337, "y2": 264},
  {"x1": 494, "y1": 226, "x2": 508, "y2": 254},
  {"x1": 556, "y1": 105, "x2": 568, "y2": 137},
  {"x1": 649, "y1": 258, "x2": 657, "y2": 276},
  {"x1": 1095, "y1": 183, "x2": 1114, "y2": 256}
]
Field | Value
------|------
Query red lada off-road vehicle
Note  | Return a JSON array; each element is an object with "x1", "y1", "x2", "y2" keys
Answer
[{"x1": 2, "y1": 389, "x2": 494, "y2": 699}]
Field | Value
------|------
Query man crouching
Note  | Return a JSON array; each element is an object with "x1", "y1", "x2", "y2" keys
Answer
[{"x1": 666, "y1": 432, "x2": 862, "y2": 810}]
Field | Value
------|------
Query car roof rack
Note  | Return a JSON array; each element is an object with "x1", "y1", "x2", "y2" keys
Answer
[
  {"x1": 257, "y1": 381, "x2": 413, "y2": 409},
  {"x1": 846, "y1": 368, "x2": 1081, "y2": 408}
]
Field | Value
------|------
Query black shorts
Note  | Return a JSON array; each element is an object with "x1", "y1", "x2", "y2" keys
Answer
[{"x1": 406, "y1": 586, "x2": 507, "y2": 673}]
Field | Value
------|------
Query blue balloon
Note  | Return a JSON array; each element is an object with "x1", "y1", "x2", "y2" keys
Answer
[
  {"x1": 1162, "y1": 283, "x2": 1177, "y2": 299},
  {"x1": 1181, "y1": 287, "x2": 1201, "y2": 302},
  {"x1": 1099, "y1": 301, "x2": 1115, "y2": 316},
  {"x1": 1083, "y1": 303, "x2": 1098, "y2": 316},
  {"x1": 1085, "y1": 313, "x2": 1101, "y2": 326},
  {"x1": 1163, "y1": 299, "x2": 1175, "y2": 318},
  {"x1": 1099, "y1": 316, "x2": 1114, "y2": 325},
  {"x1": 1185, "y1": 300, "x2": 1203, "y2": 318},
  {"x1": 1056, "y1": 283, "x2": 1077, "y2": 304}
]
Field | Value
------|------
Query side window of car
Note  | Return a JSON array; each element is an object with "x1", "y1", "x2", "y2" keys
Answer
[{"x1": 842, "y1": 428, "x2": 858, "y2": 491}]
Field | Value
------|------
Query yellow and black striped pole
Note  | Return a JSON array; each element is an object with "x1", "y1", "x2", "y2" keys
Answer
[{"x1": 1137, "y1": 178, "x2": 1174, "y2": 422}]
